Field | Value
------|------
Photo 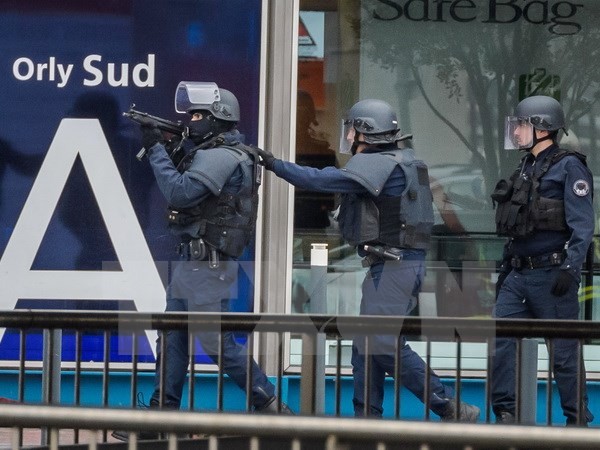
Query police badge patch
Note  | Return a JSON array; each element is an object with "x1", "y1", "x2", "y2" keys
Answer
[{"x1": 573, "y1": 179, "x2": 590, "y2": 197}]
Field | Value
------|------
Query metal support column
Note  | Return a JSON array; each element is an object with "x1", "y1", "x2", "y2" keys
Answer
[
  {"x1": 300, "y1": 243, "x2": 328, "y2": 414},
  {"x1": 519, "y1": 338, "x2": 538, "y2": 425},
  {"x1": 41, "y1": 329, "x2": 62, "y2": 444}
]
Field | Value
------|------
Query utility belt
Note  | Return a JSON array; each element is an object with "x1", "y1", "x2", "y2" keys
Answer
[
  {"x1": 177, "y1": 238, "x2": 221, "y2": 269},
  {"x1": 361, "y1": 245, "x2": 417, "y2": 268},
  {"x1": 168, "y1": 208, "x2": 199, "y2": 226},
  {"x1": 510, "y1": 251, "x2": 564, "y2": 270}
]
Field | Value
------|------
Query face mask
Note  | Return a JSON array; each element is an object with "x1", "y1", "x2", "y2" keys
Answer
[{"x1": 188, "y1": 117, "x2": 214, "y2": 145}]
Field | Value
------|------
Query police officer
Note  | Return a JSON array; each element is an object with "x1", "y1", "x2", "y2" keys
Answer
[
  {"x1": 492, "y1": 95, "x2": 594, "y2": 425},
  {"x1": 112, "y1": 82, "x2": 290, "y2": 442},
  {"x1": 256, "y1": 99, "x2": 480, "y2": 421}
]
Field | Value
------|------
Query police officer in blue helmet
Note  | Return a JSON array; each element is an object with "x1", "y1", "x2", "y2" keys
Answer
[
  {"x1": 112, "y1": 82, "x2": 291, "y2": 441},
  {"x1": 257, "y1": 98, "x2": 480, "y2": 421},
  {"x1": 492, "y1": 95, "x2": 594, "y2": 425}
]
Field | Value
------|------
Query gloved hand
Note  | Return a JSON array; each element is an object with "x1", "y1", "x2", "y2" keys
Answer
[
  {"x1": 254, "y1": 147, "x2": 277, "y2": 171},
  {"x1": 141, "y1": 124, "x2": 163, "y2": 150},
  {"x1": 551, "y1": 270, "x2": 576, "y2": 297}
]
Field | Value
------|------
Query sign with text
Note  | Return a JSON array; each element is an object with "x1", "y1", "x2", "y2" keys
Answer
[{"x1": 0, "y1": 0, "x2": 262, "y2": 363}]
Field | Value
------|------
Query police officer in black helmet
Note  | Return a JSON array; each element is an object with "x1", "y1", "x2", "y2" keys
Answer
[
  {"x1": 491, "y1": 95, "x2": 594, "y2": 425},
  {"x1": 112, "y1": 82, "x2": 291, "y2": 442},
  {"x1": 256, "y1": 98, "x2": 480, "y2": 421}
]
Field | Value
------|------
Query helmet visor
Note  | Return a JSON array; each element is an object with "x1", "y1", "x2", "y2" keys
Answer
[
  {"x1": 339, "y1": 119, "x2": 356, "y2": 154},
  {"x1": 175, "y1": 81, "x2": 220, "y2": 113},
  {"x1": 504, "y1": 116, "x2": 534, "y2": 150}
]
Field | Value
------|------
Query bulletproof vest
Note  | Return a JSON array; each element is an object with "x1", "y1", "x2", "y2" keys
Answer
[
  {"x1": 337, "y1": 148, "x2": 434, "y2": 249},
  {"x1": 491, "y1": 148, "x2": 586, "y2": 237},
  {"x1": 169, "y1": 142, "x2": 261, "y2": 257}
]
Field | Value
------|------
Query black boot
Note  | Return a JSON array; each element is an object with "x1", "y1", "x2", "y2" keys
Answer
[
  {"x1": 495, "y1": 411, "x2": 515, "y2": 424},
  {"x1": 111, "y1": 393, "x2": 162, "y2": 441},
  {"x1": 440, "y1": 399, "x2": 480, "y2": 422},
  {"x1": 255, "y1": 396, "x2": 294, "y2": 414},
  {"x1": 111, "y1": 430, "x2": 160, "y2": 442}
]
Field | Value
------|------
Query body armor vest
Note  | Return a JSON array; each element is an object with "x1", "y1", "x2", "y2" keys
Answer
[
  {"x1": 338, "y1": 148, "x2": 434, "y2": 249},
  {"x1": 169, "y1": 142, "x2": 261, "y2": 258},
  {"x1": 492, "y1": 148, "x2": 586, "y2": 238}
]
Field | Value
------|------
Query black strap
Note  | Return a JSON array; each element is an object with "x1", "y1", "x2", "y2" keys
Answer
[{"x1": 510, "y1": 251, "x2": 564, "y2": 269}]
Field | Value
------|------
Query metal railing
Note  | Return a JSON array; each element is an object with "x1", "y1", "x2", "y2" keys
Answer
[
  {"x1": 2, "y1": 403, "x2": 600, "y2": 450},
  {"x1": 0, "y1": 310, "x2": 598, "y2": 448}
]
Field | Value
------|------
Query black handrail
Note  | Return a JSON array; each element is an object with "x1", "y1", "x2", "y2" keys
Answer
[{"x1": 1, "y1": 310, "x2": 599, "y2": 339}]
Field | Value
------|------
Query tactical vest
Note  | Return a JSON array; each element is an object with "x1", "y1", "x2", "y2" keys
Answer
[
  {"x1": 337, "y1": 148, "x2": 434, "y2": 249},
  {"x1": 491, "y1": 148, "x2": 586, "y2": 238},
  {"x1": 169, "y1": 142, "x2": 261, "y2": 258}
]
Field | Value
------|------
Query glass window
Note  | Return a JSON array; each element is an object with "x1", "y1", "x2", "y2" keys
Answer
[{"x1": 292, "y1": 0, "x2": 600, "y2": 369}]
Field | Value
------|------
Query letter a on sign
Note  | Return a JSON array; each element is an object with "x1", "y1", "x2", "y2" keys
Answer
[{"x1": 0, "y1": 119, "x2": 165, "y2": 346}]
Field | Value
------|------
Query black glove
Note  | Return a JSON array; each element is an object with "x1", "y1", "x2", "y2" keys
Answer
[
  {"x1": 254, "y1": 147, "x2": 276, "y2": 171},
  {"x1": 141, "y1": 124, "x2": 163, "y2": 150},
  {"x1": 551, "y1": 270, "x2": 576, "y2": 297}
]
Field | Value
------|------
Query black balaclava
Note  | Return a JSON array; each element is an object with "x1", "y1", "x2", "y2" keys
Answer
[
  {"x1": 188, "y1": 112, "x2": 215, "y2": 145},
  {"x1": 188, "y1": 112, "x2": 234, "y2": 146}
]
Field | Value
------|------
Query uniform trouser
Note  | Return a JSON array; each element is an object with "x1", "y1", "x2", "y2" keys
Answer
[
  {"x1": 352, "y1": 257, "x2": 453, "y2": 417},
  {"x1": 150, "y1": 258, "x2": 275, "y2": 409},
  {"x1": 492, "y1": 266, "x2": 593, "y2": 424}
]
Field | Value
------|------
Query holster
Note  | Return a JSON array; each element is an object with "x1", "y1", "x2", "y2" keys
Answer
[
  {"x1": 189, "y1": 238, "x2": 206, "y2": 260},
  {"x1": 361, "y1": 253, "x2": 383, "y2": 268},
  {"x1": 361, "y1": 245, "x2": 403, "y2": 267},
  {"x1": 178, "y1": 238, "x2": 207, "y2": 261}
]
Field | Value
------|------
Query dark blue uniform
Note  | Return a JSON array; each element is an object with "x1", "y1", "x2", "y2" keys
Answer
[
  {"x1": 146, "y1": 130, "x2": 276, "y2": 409},
  {"x1": 493, "y1": 144, "x2": 594, "y2": 424},
  {"x1": 272, "y1": 150, "x2": 457, "y2": 418}
]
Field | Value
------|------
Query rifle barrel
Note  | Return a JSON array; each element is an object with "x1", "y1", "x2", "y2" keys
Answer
[{"x1": 123, "y1": 109, "x2": 185, "y2": 135}]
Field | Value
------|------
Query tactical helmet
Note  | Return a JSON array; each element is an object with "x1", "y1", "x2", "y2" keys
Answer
[
  {"x1": 346, "y1": 99, "x2": 398, "y2": 135},
  {"x1": 210, "y1": 88, "x2": 240, "y2": 122},
  {"x1": 175, "y1": 81, "x2": 240, "y2": 122},
  {"x1": 514, "y1": 95, "x2": 565, "y2": 132},
  {"x1": 339, "y1": 99, "x2": 401, "y2": 154},
  {"x1": 504, "y1": 95, "x2": 566, "y2": 150}
]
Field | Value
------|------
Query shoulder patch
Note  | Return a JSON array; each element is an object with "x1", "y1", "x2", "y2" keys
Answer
[{"x1": 573, "y1": 179, "x2": 590, "y2": 197}]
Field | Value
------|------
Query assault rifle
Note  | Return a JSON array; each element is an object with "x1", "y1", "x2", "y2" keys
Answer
[{"x1": 123, "y1": 104, "x2": 189, "y2": 161}]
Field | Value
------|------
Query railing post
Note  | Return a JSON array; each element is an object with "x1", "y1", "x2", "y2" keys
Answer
[
  {"x1": 300, "y1": 243, "x2": 328, "y2": 415},
  {"x1": 584, "y1": 242, "x2": 594, "y2": 320},
  {"x1": 41, "y1": 329, "x2": 62, "y2": 444},
  {"x1": 519, "y1": 338, "x2": 538, "y2": 425}
]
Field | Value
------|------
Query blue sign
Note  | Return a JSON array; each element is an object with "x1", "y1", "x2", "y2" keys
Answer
[{"x1": 0, "y1": 0, "x2": 262, "y2": 363}]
